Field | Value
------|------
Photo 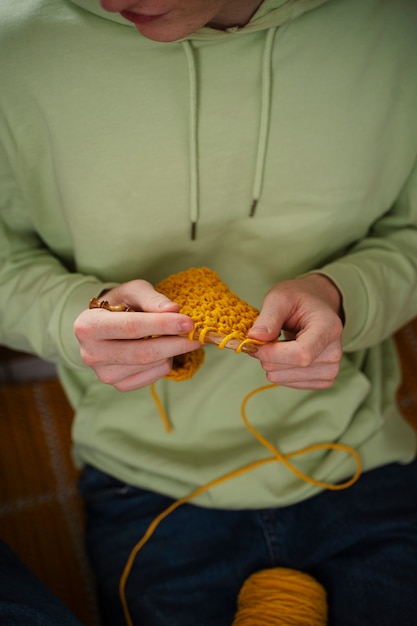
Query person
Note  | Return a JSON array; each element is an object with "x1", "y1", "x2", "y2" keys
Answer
[{"x1": 1, "y1": 0, "x2": 417, "y2": 624}]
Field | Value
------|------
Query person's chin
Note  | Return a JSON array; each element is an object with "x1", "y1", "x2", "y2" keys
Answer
[
  {"x1": 133, "y1": 24, "x2": 185, "y2": 42},
  {"x1": 119, "y1": 10, "x2": 184, "y2": 42}
]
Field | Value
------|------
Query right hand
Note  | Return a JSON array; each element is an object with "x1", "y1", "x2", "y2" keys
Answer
[{"x1": 73, "y1": 279, "x2": 201, "y2": 391}]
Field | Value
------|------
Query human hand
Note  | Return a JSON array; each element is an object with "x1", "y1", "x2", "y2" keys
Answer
[
  {"x1": 248, "y1": 274, "x2": 344, "y2": 390},
  {"x1": 73, "y1": 280, "x2": 201, "y2": 391}
]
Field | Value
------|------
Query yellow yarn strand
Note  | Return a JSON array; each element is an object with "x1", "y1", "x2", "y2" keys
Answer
[
  {"x1": 241, "y1": 385, "x2": 362, "y2": 491},
  {"x1": 149, "y1": 383, "x2": 171, "y2": 433},
  {"x1": 119, "y1": 383, "x2": 362, "y2": 626}
]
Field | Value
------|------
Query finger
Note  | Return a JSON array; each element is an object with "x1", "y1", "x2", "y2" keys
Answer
[
  {"x1": 96, "y1": 360, "x2": 167, "y2": 384},
  {"x1": 81, "y1": 335, "x2": 202, "y2": 367},
  {"x1": 132, "y1": 281, "x2": 180, "y2": 313},
  {"x1": 113, "y1": 362, "x2": 174, "y2": 391},
  {"x1": 254, "y1": 328, "x2": 342, "y2": 369},
  {"x1": 97, "y1": 360, "x2": 173, "y2": 390},
  {"x1": 262, "y1": 361, "x2": 341, "y2": 383},
  {"x1": 248, "y1": 313, "x2": 281, "y2": 343},
  {"x1": 258, "y1": 338, "x2": 342, "y2": 367},
  {"x1": 76, "y1": 309, "x2": 196, "y2": 342},
  {"x1": 247, "y1": 288, "x2": 287, "y2": 342},
  {"x1": 267, "y1": 378, "x2": 339, "y2": 391},
  {"x1": 107, "y1": 280, "x2": 180, "y2": 313}
]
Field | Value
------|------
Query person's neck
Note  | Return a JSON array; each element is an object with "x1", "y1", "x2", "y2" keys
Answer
[{"x1": 208, "y1": 0, "x2": 263, "y2": 30}]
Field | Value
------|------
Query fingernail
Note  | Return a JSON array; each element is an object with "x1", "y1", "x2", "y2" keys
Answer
[
  {"x1": 158, "y1": 299, "x2": 177, "y2": 310},
  {"x1": 251, "y1": 326, "x2": 270, "y2": 334},
  {"x1": 178, "y1": 320, "x2": 193, "y2": 333}
]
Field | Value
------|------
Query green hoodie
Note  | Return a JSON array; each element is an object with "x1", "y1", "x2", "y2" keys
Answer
[{"x1": 0, "y1": 0, "x2": 416, "y2": 508}]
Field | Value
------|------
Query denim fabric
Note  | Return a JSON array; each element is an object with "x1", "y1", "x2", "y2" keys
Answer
[
  {"x1": 79, "y1": 457, "x2": 417, "y2": 626},
  {"x1": 0, "y1": 540, "x2": 83, "y2": 626}
]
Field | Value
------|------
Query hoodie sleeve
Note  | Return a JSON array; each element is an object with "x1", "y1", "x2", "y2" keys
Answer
[
  {"x1": 318, "y1": 156, "x2": 417, "y2": 352},
  {"x1": 0, "y1": 143, "x2": 117, "y2": 369}
]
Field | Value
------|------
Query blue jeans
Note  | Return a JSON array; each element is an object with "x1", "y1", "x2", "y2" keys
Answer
[
  {"x1": 79, "y1": 457, "x2": 417, "y2": 626},
  {"x1": 0, "y1": 540, "x2": 83, "y2": 626}
]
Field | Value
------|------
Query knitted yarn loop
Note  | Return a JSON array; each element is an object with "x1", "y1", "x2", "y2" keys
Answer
[{"x1": 156, "y1": 267, "x2": 265, "y2": 380}]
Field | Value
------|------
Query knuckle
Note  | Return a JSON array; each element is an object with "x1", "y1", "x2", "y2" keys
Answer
[
  {"x1": 135, "y1": 342, "x2": 157, "y2": 365},
  {"x1": 260, "y1": 361, "x2": 274, "y2": 373},
  {"x1": 99, "y1": 370, "x2": 117, "y2": 385},
  {"x1": 159, "y1": 361, "x2": 173, "y2": 378},
  {"x1": 124, "y1": 316, "x2": 142, "y2": 337},
  {"x1": 265, "y1": 370, "x2": 278, "y2": 383},
  {"x1": 79, "y1": 348, "x2": 99, "y2": 368},
  {"x1": 146, "y1": 293, "x2": 167, "y2": 309},
  {"x1": 132, "y1": 278, "x2": 152, "y2": 290},
  {"x1": 316, "y1": 379, "x2": 335, "y2": 390},
  {"x1": 331, "y1": 346, "x2": 343, "y2": 363},
  {"x1": 330, "y1": 362, "x2": 341, "y2": 377},
  {"x1": 73, "y1": 317, "x2": 89, "y2": 341},
  {"x1": 113, "y1": 380, "x2": 130, "y2": 392},
  {"x1": 320, "y1": 369, "x2": 340, "y2": 388},
  {"x1": 294, "y1": 349, "x2": 315, "y2": 368}
]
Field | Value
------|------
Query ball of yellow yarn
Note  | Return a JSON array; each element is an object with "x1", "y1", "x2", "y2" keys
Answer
[{"x1": 233, "y1": 568, "x2": 328, "y2": 626}]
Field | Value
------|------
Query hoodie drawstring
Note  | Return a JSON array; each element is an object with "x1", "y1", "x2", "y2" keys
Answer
[
  {"x1": 250, "y1": 26, "x2": 277, "y2": 217},
  {"x1": 182, "y1": 40, "x2": 199, "y2": 240},
  {"x1": 182, "y1": 27, "x2": 277, "y2": 239}
]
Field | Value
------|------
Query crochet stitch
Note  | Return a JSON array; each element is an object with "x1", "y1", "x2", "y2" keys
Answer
[{"x1": 155, "y1": 267, "x2": 264, "y2": 381}]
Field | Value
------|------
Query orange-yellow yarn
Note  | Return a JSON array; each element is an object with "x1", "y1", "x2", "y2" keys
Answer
[
  {"x1": 118, "y1": 268, "x2": 362, "y2": 626},
  {"x1": 156, "y1": 267, "x2": 264, "y2": 380},
  {"x1": 234, "y1": 568, "x2": 328, "y2": 626}
]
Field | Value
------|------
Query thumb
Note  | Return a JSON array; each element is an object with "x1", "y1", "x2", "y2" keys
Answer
[
  {"x1": 248, "y1": 292, "x2": 283, "y2": 342},
  {"x1": 106, "y1": 280, "x2": 180, "y2": 313},
  {"x1": 136, "y1": 281, "x2": 180, "y2": 313}
]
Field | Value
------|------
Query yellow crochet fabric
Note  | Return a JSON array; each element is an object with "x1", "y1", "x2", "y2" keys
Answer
[{"x1": 155, "y1": 267, "x2": 264, "y2": 381}]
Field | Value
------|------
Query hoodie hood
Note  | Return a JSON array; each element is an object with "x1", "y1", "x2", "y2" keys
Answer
[
  {"x1": 69, "y1": 0, "x2": 330, "y2": 39},
  {"x1": 69, "y1": 0, "x2": 330, "y2": 238}
]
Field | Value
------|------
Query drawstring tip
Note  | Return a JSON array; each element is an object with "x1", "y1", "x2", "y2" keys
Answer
[
  {"x1": 249, "y1": 199, "x2": 258, "y2": 217},
  {"x1": 191, "y1": 222, "x2": 197, "y2": 240}
]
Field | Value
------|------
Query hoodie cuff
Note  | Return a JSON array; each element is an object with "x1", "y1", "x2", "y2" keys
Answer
[
  {"x1": 311, "y1": 263, "x2": 370, "y2": 351},
  {"x1": 48, "y1": 278, "x2": 118, "y2": 369}
]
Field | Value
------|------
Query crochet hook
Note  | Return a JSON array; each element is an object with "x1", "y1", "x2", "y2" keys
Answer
[{"x1": 89, "y1": 298, "x2": 260, "y2": 354}]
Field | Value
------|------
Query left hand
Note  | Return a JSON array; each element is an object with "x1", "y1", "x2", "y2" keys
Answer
[{"x1": 248, "y1": 274, "x2": 344, "y2": 390}]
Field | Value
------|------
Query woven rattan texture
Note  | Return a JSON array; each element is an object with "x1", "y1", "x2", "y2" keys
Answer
[{"x1": 0, "y1": 378, "x2": 101, "y2": 626}]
